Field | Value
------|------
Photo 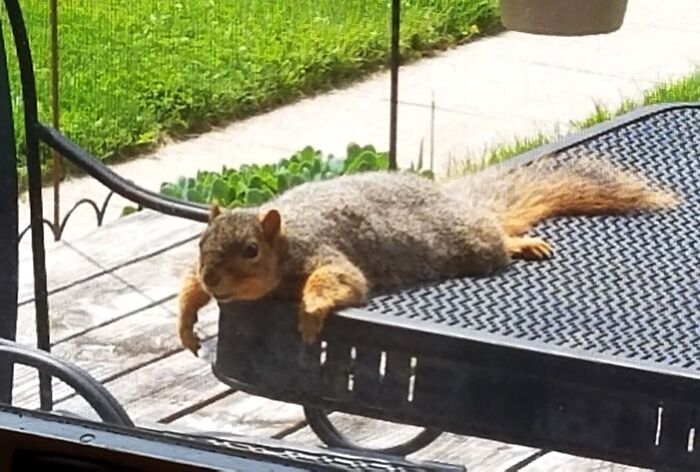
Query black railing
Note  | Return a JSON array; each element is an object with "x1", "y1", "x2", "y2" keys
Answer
[
  {"x1": 0, "y1": 8, "x2": 19, "y2": 406},
  {"x1": 17, "y1": 191, "x2": 115, "y2": 243}
]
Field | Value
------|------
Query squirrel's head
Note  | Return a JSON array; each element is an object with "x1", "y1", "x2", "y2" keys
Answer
[{"x1": 197, "y1": 204, "x2": 283, "y2": 302}]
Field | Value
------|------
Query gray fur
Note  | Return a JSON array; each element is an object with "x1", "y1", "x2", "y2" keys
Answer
[
  {"x1": 260, "y1": 171, "x2": 510, "y2": 293},
  {"x1": 207, "y1": 156, "x2": 677, "y2": 297}
]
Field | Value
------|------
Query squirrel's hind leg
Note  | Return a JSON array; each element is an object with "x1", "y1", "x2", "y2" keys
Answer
[
  {"x1": 299, "y1": 260, "x2": 368, "y2": 344},
  {"x1": 505, "y1": 235, "x2": 553, "y2": 260}
]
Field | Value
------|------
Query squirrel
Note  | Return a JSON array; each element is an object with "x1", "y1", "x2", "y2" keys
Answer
[{"x1": 177, "y1": 154, "x2": 680, "y2": 354}]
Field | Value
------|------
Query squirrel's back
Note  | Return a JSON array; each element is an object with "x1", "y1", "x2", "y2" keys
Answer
[{"x1": 262, "y1": 171, "x2": 506, "y2": 290}]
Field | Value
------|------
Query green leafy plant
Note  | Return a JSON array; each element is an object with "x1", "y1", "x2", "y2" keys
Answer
[{"x1": 159, "y1": 143, "x2": 393, "y2": 207}]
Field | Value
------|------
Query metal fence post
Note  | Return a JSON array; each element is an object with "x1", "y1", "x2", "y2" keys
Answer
[
  {"x1": 0, "y1": 18, "x2": 20, "y2": 405},
  {"x1": 389, "y1": 0, "x2": 400, "y2": 170},
  {"x1": 50, "y1": 0, "x2": 62, "y2": 240}
]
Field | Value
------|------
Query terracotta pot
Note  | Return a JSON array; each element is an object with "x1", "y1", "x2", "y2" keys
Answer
[{"x1": 499, "y1": 0, "x2": 629, "y2": 35}]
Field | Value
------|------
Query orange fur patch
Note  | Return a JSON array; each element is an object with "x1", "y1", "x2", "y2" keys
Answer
[
  {"x1": 221, "y1": 274, "x2": 277, "y2": 301},
  {"x1": 299, "y1": 264, "x2": 367, "y2": 344},
  {"x1": 501, "y1": 174, "x2": 679, "y2": 237},
  {"x1": 177, "y1": 269, "x2": 211, "y2": 354}
]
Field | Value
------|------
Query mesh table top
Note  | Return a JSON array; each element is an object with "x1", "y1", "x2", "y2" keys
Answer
[{"x1": 347, "y1": 105, "x2": 700, "y2": 379}]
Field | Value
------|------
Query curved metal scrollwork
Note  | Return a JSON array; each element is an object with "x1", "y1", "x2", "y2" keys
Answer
[{"x1": 18, "y1": 190, "x2": 118, "y2": 243}]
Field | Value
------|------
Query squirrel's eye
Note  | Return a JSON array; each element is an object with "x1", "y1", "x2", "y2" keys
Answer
[{"x1": 242, "y1": 242, "x2": 259, "y2": 259}]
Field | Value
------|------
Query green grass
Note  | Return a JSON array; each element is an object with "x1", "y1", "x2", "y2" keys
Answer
[
  {"x1": 2, "y1": 0, "x2": 500, "y2": 183},
  {"x1": 459, "y1": 69, "x2": 700, "y2": 173}
]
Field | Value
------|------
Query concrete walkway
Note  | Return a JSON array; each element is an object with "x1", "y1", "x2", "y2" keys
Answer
[{"x1": 18, "y1": 0, "x2": 700, "y2": 247}]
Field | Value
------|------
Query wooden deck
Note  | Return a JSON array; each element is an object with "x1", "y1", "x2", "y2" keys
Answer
[{"x1": 12, "y1": 210, "x2": 648, "y2": 471}]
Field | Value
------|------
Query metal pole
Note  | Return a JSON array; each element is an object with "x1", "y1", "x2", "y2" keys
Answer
[
  {"x1": 5, "y1": 0, "x2": 54, "y2": 410},
  {"x1": 0, "y1": 16, "x2": 19, "y2": 406},
  {"x1": 50, "y1": 0, "x2": 61, "y2": 240},
  {"x1": 389, "y1": 0, "x2": 400, "y2": 170}
]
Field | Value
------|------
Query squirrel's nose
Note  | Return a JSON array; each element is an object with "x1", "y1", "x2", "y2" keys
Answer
[{"x1": 202, "y1": 269, "x2": 221, "y2": 287}]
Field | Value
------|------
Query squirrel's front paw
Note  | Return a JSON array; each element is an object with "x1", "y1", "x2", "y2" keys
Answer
[
  {"x1": 179, "y1": 326, "x2": 201, "y2": 356},
  {"x1": 299, "y1": 264, "x2": 366, "y2": 344},
  {"x1": 298, "y1": 311, "x2": 325, "y2": 344},
  {"x1": 299, "y1": 295, "x2": 330, "y2": 344}
]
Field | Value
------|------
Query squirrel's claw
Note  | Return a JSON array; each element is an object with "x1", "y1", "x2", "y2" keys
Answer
[
  {"x1": 506, "y1": 236, "x2": 553, "y2": 261},
  {"x1": 179, "y1": 327, "x2": 201, "y2": 356}
]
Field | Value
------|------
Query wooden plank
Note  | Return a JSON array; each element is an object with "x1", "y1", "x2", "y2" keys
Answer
[
  {"x1": 15, "y1": 271, "x2": 151, "y2": 347},
  {"x1": 13, "y1": 211, "x2": 218, "y2": 416},
  {"x1": 110, "y1": 235, "x2": 199, "y2": 303},
  {"x1": 170, "y1": 393, "x2": 542, "y2": 470},
  {"x1": 519, "y1": 452, "x2": 651, "y2": 472},
  {"x1": 19, "y1": 215, "x2": 198, "y2": 348},
  {"x1": 284, "y1": 413, "x2": 537, "y2": 471},
  {"x1": 17, "y1": 284, "x2": 300, "y2": 437},
  {"x1": 17, "y1": 243, "x2": 99, "y2": 306},
  {"x1": 410, "y1": 433, "x2": 539, "y2": 471},
  {"x1": 106, "y1": 343, "x2": 228, "y2": 425},
  {"x1": 17, "y1": 210, "x2": 202, "y2": 306},
  {"x1": 66, "y1": 210, "x2": 202, "y2": 271},
  {"x1": 18, "y1": 216, "x2": 204, "y2": 378},
  {"x1": 171, "y1": 392, "x2": 305, "y2": 439},
  {"x1": 16, "y1": 214, "x2": 202, "y2": 348},
  {"x1": 284, "y1": 411, "x2": 439, "y2": 448},
  {"x1": 12, "y1": 298, "x2": 219, "y2": 408},
  {"x1": 55, "y1": 337, "x2": 230, "y2": 425}
]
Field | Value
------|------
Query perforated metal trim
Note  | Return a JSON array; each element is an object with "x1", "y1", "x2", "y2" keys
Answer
[{"x1": 156, "y1": 429, "x2": 458, "y2": 471}]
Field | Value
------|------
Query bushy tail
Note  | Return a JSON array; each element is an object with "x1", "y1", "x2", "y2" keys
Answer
[{"x1": 443, "y1": 154, "x2": 681, "y2": 236}]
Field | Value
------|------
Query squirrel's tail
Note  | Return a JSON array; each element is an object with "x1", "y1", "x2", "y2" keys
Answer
[{"x1": 445, "y1": 154, "x2": 680, "y2": 236}]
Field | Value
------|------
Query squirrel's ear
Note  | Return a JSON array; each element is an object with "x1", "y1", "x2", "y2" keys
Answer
[
  {"x1": 208, "y1": 204, "x2": 221, "y2": 223},
  {"x1": 259, "y1": 209, "x2": 281, "y2": 240}
]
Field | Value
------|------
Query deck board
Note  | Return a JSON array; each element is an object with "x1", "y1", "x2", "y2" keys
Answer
[
  {"x1": 54, "y1": 337, "x2": 229, "y2": 424},
  {"x1": 16, "y1": 271, "x2": 149, "y2": 346},
  {"x1": 171, "y1": 392, "x2": 305, "y2": 439},
  {"x1": 284, "y1": 413, "x2": 538, "y2": 471},
  {"x1": 17, "y1": 242, "x2": 97, "y2": 306},
  {"x1": 17, "y1": 210, "x2": 200, "y2": 306},
  {"x1": 12, "y1": 301, "x2": 218, "y2": 408},
  {"x1": 13, "y1": 212, "x2": 207, "y2": 406},
  {"x1": 65, "y1": 210, "x2": 202, "y2": 271},
  {"x1": 9, "y1": 209, "x2": 652, "y2": 471}
]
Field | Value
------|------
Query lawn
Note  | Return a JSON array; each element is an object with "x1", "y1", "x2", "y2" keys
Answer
[{"x1": 2, "y1": 0, "x2": 500, "y2": 181}]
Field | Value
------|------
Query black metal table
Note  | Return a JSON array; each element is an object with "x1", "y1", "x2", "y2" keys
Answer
[{"x1": 214, "y1": 103, "x2": 700, "y2": 470}]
